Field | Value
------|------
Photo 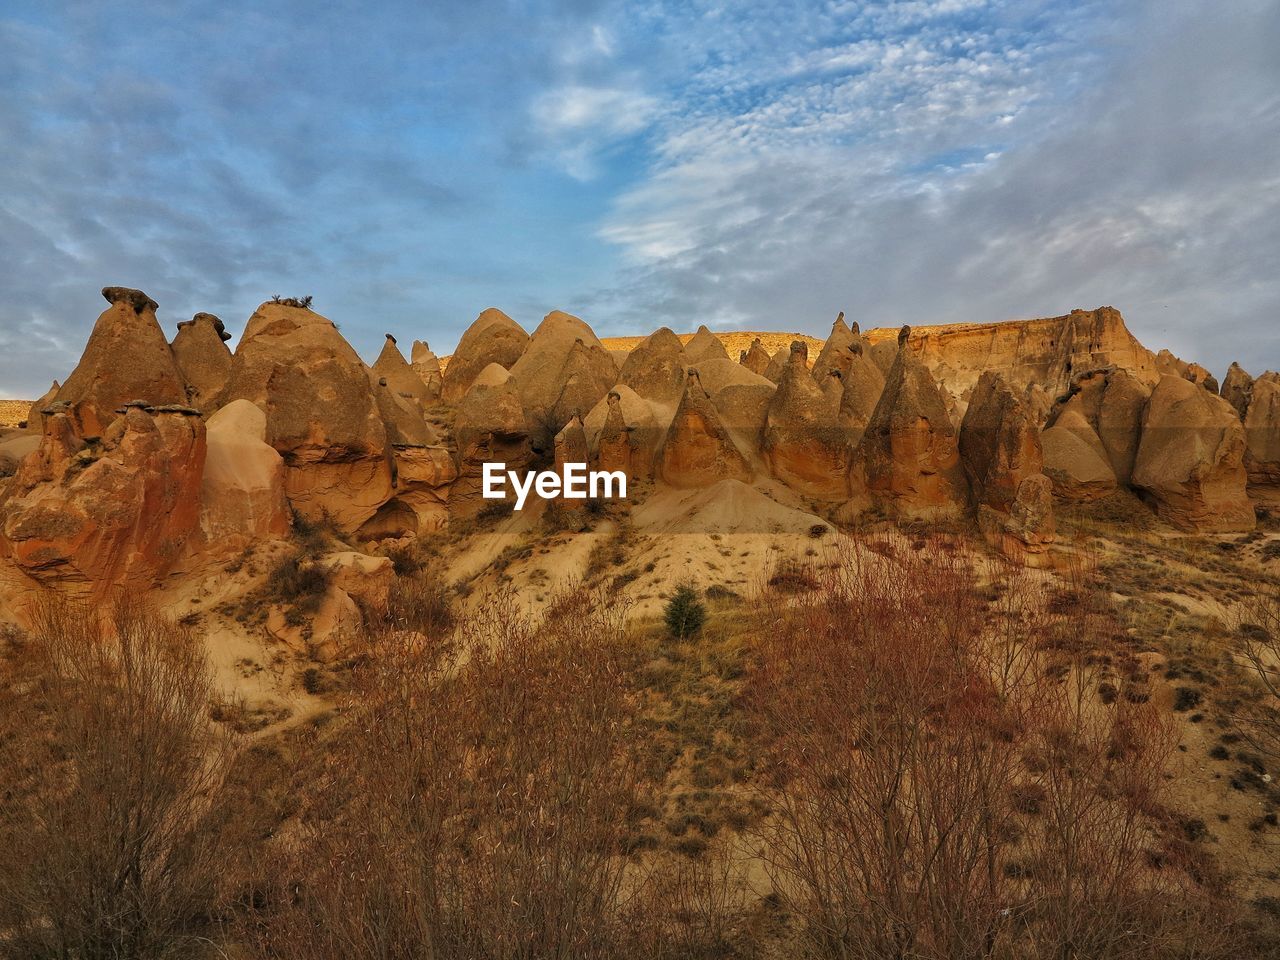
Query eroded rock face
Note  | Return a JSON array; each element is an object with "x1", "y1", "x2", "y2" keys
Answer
[
  {"x1": 836, "y1": 342, "x2": 886, "y2": 446},
  {"x1": 508, "y1": 311, "x2": 617, "y2": 445},
  {"x1": 440, "y1": 308, "x2": 530, "y2": 403},
  {"x1": 171, "y1": 313, "x2": 232, "y2": 412},
  {"x1": 657, "y1": 371, "x2": 751, "y2": 488},
  {"x1": 763, "y1": 342, "x2": 849, "y2": 500},
  {"x1": 683, "y1": 325, "x2": 730, "y2": 364},
  {"x1": 811, "y1": 313, "x2": 857, "y2": 384},
  {"x1": 1041, "y1": 409, "x2": 1117, "y2": 502},
  {"x1": 24, "y1": 381, "x2": 59, "y2": 435},
  {"x1": 741, "y1": 338, "x2": 772, "y2": 376},
  {"x1": 1221, "y1": 362, "x2": 1254, "y2": 418},
  {"x1": 619, "y1": 327, "x2": 686, "y2": 408},
  {"x1": 553, "y1": 415, "x2": 590, "y2": 508},
  {"x1": 199, "y1": 399, "x2": 290, "y2": 546},
  {"x1": 585, "y1": 386, "x2": 660, "y2": 481},
  {"x1": 410, "y1": 341, "x2": 444, "y2": 401},
  {"x1": 1243, "y1": 372, "x2": 1280, "y2": 486},
  {"x1": 372, "y1": 334, "x2": 433, "y2": 410},
  {"x1": 857, "y1": 329, "x2": 968, "y2": 519},
  {"x1": 451, "y1": 364, "x2": 533, "y2": 516},
  {"x1": 1, "y1": 405, "x2": 205, "y2": 591},
  {"x1": 218, "y1": 301, "x2": 393, "y2": 531},
  {"x1": 980, "y1": 474, "x2": 1056, "y2": 568},
  {"x1": 55, "y1": 287, "x2": 187, "y2": 435},
  {"x1": 960, "y1": 371, "x2": 1043, "y2": 513},
  {"x1": 1132, "y1": 375, "x2": 1254, "y2": 532}
]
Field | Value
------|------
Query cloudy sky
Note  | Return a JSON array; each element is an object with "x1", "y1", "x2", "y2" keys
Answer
[{"x1": 1, "y1": 0, "x2": 1277, "y2": 397}]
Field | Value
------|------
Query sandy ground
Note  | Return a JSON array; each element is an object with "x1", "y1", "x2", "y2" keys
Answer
[{"x1": 0, "y1": 400, "x2": 30, "y2": 428}]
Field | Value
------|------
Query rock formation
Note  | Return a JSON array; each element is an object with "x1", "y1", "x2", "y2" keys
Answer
[
  {"x1": 1, "y1": 403, "x2": 205, "y2": 591},
  {"x1": 553, "y1": 414, "x2": 590, "y2": 507},
  {"x1": 218, "y1": 300, "x2": 393, "y2": 530},
  {"x1": 1040, "y1": 409, "x2": 1117, "y2": 501},
  {"x1": 1131, "y1": 375, "x2": 1254, "y2": 532},
  {"x1": 959, "y1": 372, "x2": 1044, "y2": 512},
  {"x1": 683, "y1": 325, "x2": 730, "y2": 364},
  {"x1": 1242, "y1": 372, "x2": 1280, "y2": 486},
  {"x1": 740, "y1": 338, "x2": 772, "y2": 376},
  {"x1": 23, "y1": 381, "x2": 59, "y2": 434},
  {"x1": 55, "y1": 287, "x2": 187, "y2": 435},
  {"x1": 372, "y1": 334, "x2": 433, "y2": 410},
  {"x1": 857, "y1": 327, "x2": 968, "y2": 518},
  {"x1": 657, "y1": 370, "x2": 751, "y2": 488},
  {"x1": 440, "y1": 308, "x2": 529, "y2": 403},
  {"x1": 982, "y1": 474, "x2": 1056, "y2": 568},
  {"x1": 1221, "y1": 362, "x2": 1254, "y2": 418},
  {"x1": 811, "y1": 312, "x2": 857, "y2": 384},
  {"x1": 451, "y1": 364, "x2": 533, "y2": 515},
  {"x1": 836, "y1": 341, "x2": 886, "y2": 446},
  {"x1": 585, "y1": 386, "x2": 661, "y2": 481},
  {"x1": 199, "y1": 399, "x2": 290, "y2": 545},
  {"x1": 1047, "y1": 367, "x2": 1151, "y2": 487},
  {"x1": 763, "y1": 342, "x2": 849, "y2": 500},
  {"x1": 619, "y1": 327, "x2": 687, "y2": 408},
  {"x1": 171, "y1": 312, "x2": 232, "y2": 412},
  {"x1": 410, "y1": 340, "x2": 444, "y2": 400},
  {"x1": 508, "y1": 311, "x2": 617, "y2": 445}
]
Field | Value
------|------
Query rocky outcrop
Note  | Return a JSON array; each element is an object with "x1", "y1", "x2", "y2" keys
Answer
[
  {"x1": 0, "y1": 434, "x2": 40, "y2": 479},
  {"x1": 683, "y1": 325, "x2": 730, "y2": 364},
  {"x1": 1221, "y1": 362, "x2": 1254, "y2": 418},
  {"x1": 0, "y1": 403, "x2": 205, "y2": 591},
  {"x1": 740, "y1": 338, "x2": 772, "y2": 376},
  {"x1": 836, "y1": 341, "x2": 886, "y2": 446},
  {"x1": 980, "y1": 474, "x2": 1056, "y2": 568},
  {"x1": 1243, "y1": 372, "x2": 1280, "y2": 486},
  {"x1": 372, "y1": 334, "x2": 433, "y2": 410},
  {"x1": 1131, "y1": 375, "x2": 1254, "y2": 532},
  {"x1": 218, "y1": 301, "x2": 393, "y2": 531},
  {"x1": 857, "y1": 328, "x2": 968, "y2": 519},
  {"x1": 440, "y1": 308, "x2": 529, "y2": 403},
  {"x1": 451, "y1": 364, "x2": 533, "y2": 516},
  {"x1": 23, "y1": 381, "x2": 59, "y2": 434},
  {"x1": 410, "y1": 341, "x2": 444, "y2": 400},
  {"x1": 657, "y1": 370, "x2": 751, "y2": 488},
  {"x1": 619, "y1": 327, "x2": 686, "y2": 408},
  {"x1": 199, "y1": 399, "x2": 290, "y2": 546},
  {"x1": 55, "y1": 287, "x2": 187, "y2": 435},
  {"x1": 960, "y1": 372, "x2": 1044, "y2": 513},
  {"x1": 508, "y1": 311, "x2": 617, "y2": 444},
  {"x1": 585, "y1": 387, "x2": 660, "y2": 481},
  {"x1": 763, "y1": 342, "x2": 849, "y2": 500},
  {"x1": 1048, "y1": 367, "x2": 1151, "y2": 487},
  {"x1": 1041, "y1": 409, "x2": 1117, "y2": 501},
  {"x1": 553, "y1": 415, "x2": 590, "y2": 508},
  {"x1": 171, "y1": 312, "x2": 232, "y2": 412},
  {"x1": 811, "y1": 313, "x2": 857, "y2": 384}
]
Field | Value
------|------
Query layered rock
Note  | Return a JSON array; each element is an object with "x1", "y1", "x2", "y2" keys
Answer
[
  {"x1": 657, "y1": 370, "x2": 751, "y2": 488},
  {"x1": 1242, "y1": 372, "x2": 1280, "y2": 486},
  {"x1": 55, "y1": 287, "x2": 187, "y2": 435},
  {"x1": 218, "y1": 301, "x2": 393, "y2": 530},
  {"x1": 171, "y1": 312, "x2": 232, "y2": 412},
  {"x1": 508, "y1": 311, "x2": 617, "y2": 444},
  {"x1": 199, "y1": 399, "x2": 290, "y2": 546},
  {"x1": 1131, "y1": 375, "x2": 1254, "y2": 532},
  {"x1": 857, "y1": 328, "x2": 968, "y2": 518},
  {"x1": 763, "y1": 342, "x2": 849, "y2": 500},
  {"x1": 683, "y1": 325, "x2": 730, "y2": 364},
  {"x1": 440, "y1": 308, "x2": 529, "y2": 403},
  {"x1": 1, "y1": 403, "x2": 205, "y2": 591},
  {"x1": 740, "y1": 338, "x2": 772, "y2": 376},
  {"x1": 618, "y1": 327, "x2": 686, "y2": 408}
]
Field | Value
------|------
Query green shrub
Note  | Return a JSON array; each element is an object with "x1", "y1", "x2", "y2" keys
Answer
[{"x1": 664, "y1": 585, "x2": 706, "y2": 640}]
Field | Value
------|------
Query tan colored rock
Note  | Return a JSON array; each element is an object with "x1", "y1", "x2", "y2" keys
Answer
[
  {"x1": 657, "y1": 370, "x2": 751, "y2": 488},
  {"x1": 171, "y1": 312, "x2": 232, "y2": 412},
  {"x1": 867, "y1": 339, "x2": 898, "y2": 377},
  {"x1": 683, "y1": 324, "x2": 730, "y2": 363},
  {"x1": 318, "y1": 551, "x2": 394, "y2": 614},
  {"x1": 0, "y1": 434, "x2": 41, "y2": 478},
  {"x1": 1041, "y1": 409, "x2": 1117, "y2": 501},
  {"x1": 55, "y1": 287, "x2": 187, "y2": 435},
  {"x1": 585, "y1": 386, "x2": 660, "y2": 480},
  {"x1": 762, "y1": 347, "x2": 787, "y2": 384},
  {"x1": 960, "y1": 371, "x2": 1043, "y2": 512},
  {"x1": 410, "y1": 341, "x2": 444, "y2": 400},
  {"x1": 451, "y1": 364, "x2": 533, "y2": 516},
  {"x1": 836, "y1": 341, "x2": 886, "y2": 445},
  {"x1": 24, "y1": 380, "x2": 60, "y2": 434},
  {"x1": 372, "y1": 334, "x2": 433, "y2": 409},
  {"x1": 741, "y1": 338, "x2": 772, "y2": 376},
  {"x1": 199, "y1": 399, "x2": 290, "y2": 545},
  {"x1": 980, "y1": 474, "x2": 1056, "y2": 567},
  {"x1": 1243, "y1": 372, "x2": 1280, "y2": 485},
  {"x1": 553, "y1": 414, "x2": 590, "y2": 508},
  {"x1": 857, "y1": 328, "x2": 968, "y2": 518},
  {"x1": 508, "y1": 311, "x2": 617, "y2": 443},
  {"x1": 1, "y1": 405, "x2": 205, "y2": 592},
  {"x1": 1131, "y1": 375, "x2": 1254, "y2": 531},
  {"x1": 811, "y1": 312, "x2": 857, "y2": 384},
  {"x1": 218, "y1": 301, "x2": 393, "y2": 531},
  {"x1": 1095, "y1": 370, "x2": 1151, "y2": 485},
  {"x1": 1221, "y1": 362, "x2": 1253, "y2": 418},
  {"x1": 763, "y1": 342, "x2": 849, "y2": 500},
  {"x1": 619, "y1": 327, "x2": 686, "y2": 407},
  {"x1": 440, "y1": 308, "x2": 529, "y2": 403}
]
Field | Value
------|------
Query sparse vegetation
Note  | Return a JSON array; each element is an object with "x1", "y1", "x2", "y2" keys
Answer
[{"x1": 664, "y1": 583, "x2": 706, "y2": 640}]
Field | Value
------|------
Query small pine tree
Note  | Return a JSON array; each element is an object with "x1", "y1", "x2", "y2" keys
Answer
[{"x1": 664, "y1": 584, "x2": 706, "y2": 640}]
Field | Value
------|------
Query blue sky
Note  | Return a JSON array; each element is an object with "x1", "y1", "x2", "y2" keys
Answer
[{"x1": 1, "y1": 0, "x2": 1278, "y2": 397}]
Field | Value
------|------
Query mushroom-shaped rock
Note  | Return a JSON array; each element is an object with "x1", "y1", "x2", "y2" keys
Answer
[
  {"x1": 619, "y1": 327, "x2": 687, "y2": 407},
  {"x1": 410, "y1": 341, "x2": 444, "y2": 400},
  {"x1": 836, "y1": 341, "x2": 886, "y2": 445},
  {"x1": 1131, "y1": 375, "x2": 1254, "y2": 531},
  {"x1": 218, "y1": 300, "x2": 393, "y2": 531},
  {"x1": 171, "y1": 313, "x2": 232, "y2": 412},
  {"x1": 1, "y1": 404, "x2": 206, "y2": 592},
  {"x1": 741, "y1": 338, "x2": 772, "y2": 376},
  {"x1": 373, "y1": 334, "x2": 433, "y2": 410},
  {"x1": 440, "y1": 308, "x2": 530, "y2": 403},
  {"x1": 1243, "y1": 372, "x2": 1280, "y2": 486},
  {"x1": 959, "y1": 371, "x2": 1044, "y2": 513},
  {"x1": 199, "y1": 399, "x2": 290, "y2": 545},
  {"x1": 683, "y1": 325, "x2": 730, "y2": 364},
  {"x1": 584, "y1": 386, "x2": 661, "y2": 481},
  {"x1": 1040, "y1": 409, "x2": 1117, "y2": 501},
  {"x1": 508, "y1": 311, "x2": 617, "y2": 444},
  {"x1": 657, "y1": 371, "x2": 751, "y2": 488},
  {"x1": 856, "y1": 343, "x2": 968, "y2": 519},
  {"x1": 1221, "y1": 362, "x2": 1254, "y2": 418},
  {"x1": 763, "y1": 342, "x2": 850, "y2": 500},
  {"x1": 451, "y1": 364, "x2": 533, "y2": 516},
  {"x1": 55, "y1": 287, "x2": 187, "y2": 435}
]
